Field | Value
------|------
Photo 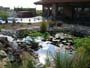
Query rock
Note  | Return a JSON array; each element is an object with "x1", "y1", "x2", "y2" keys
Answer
[
  {"x1": 1, "y1": 30, "x2": 16, "y2": 38},
  {"x1": 0, "y1": 35, "x2": 19, "y2": 49},
  {"x1": 22, "y1": 36, "x2": 33, "y2": 44},
  {"x1": 0, "y1": 50, "x2": 7, "y2": 59},
  {"x1": 0, "y1": 34, "x2": 14, "y2": 42},
  {"x1": 10, "y1": 41, "x2": 18, "y2": 50},
  {"x1": 55, "y1": 33, "x2": 61, "y2": 39},
  {"x1": 35, "y1": 63, "x2": 44, "y2": 68},
  {"x1": 0, "y1": 42, "x2": 4, "y2": 49},
  {"x1": 34, "y1": 36, "x2": 43, "y2": 43},
  {"x1": 0, "y1": 37, "x2": 10, "y2": 47}
]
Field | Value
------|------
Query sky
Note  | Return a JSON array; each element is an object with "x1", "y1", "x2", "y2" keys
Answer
[{"x1": 0, "y1": 0, "x2": 42, "y2": 10}]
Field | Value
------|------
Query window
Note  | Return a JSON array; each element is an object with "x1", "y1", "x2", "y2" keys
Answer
[
  {"x1": 58, "y1": 7, "x2": 63, "y2": 14},
  {"x1": 84, "y1": 8, "x2": 90, "y2": 12},
  {"x1": 77, "y1": 8, "x2": 82, "y2": 12}
]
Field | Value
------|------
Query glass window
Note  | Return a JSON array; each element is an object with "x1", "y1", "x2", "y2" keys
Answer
[
  {"x1": 84, "y1": 8, "x2": 90, "y2": 12},
  {"x1": 44, "y1": 7, "x2": 48, "y2": 10},
  {"x1": 77, "y1": 8, "x2": 82, "y2": 12},
  {"x1": 58, "y1": 7, "x2": 63, "y2": 14}
]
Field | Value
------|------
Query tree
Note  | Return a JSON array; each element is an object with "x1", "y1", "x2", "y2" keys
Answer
[{"x1": 0, "y1": 11, "x2": 9, "y2": 23}]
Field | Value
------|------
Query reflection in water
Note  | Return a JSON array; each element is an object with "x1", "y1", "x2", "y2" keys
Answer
[{"x1": 36, "y1": 41, "x2": 74, "y2": 64}]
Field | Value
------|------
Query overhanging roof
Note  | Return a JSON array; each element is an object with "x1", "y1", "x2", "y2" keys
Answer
[
  {"x1": 34, "y1": 1, "x2": 43, "y2": 5},
  {"x1": 34, "y1": 0, "x2": 90, "y2": 5}
]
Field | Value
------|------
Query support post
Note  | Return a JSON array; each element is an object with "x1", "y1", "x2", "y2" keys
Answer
[{"x1": 52, "y1": 4, "x2": 57, "y2": 20}]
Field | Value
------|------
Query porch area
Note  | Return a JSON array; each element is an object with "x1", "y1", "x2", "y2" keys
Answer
[{"x1": 35, "y1": 0, "x2": 90, "y2": 26}]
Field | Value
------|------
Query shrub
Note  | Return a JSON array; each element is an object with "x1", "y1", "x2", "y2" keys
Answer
[
  {"x1": 45, "y1": 46, "x2": 90, "y2": 68},
  {"x1": 21, "y1": 51, "x2": 35, "y2": 68},
  {"x1": 74, "y1": 37, "x2": 90, "y2": 68},
  {"x1": 74, "y1": 37, "x2": 90, "y2": 52},
  {"x1": 4, "y1": 51, "x2": 35, "y2": 68},
  {"x1": 43, "y1": 32, "x2": 50, "y2": 40},
  {"x1": 45, "y1": 51, "x2": 73, "y2": 68},
  {"x1": 40, "y1": 22, "x2": 48, "y2": 33},
  {"x1": 16, "y1": 29, "x2": 30, "y2": 38},
  {"x1": 72, "y1": 47, "x2": 89, "y2": 68},
  {"x1": 29, "y1": 31, "x2": 42, "y2": 37}
]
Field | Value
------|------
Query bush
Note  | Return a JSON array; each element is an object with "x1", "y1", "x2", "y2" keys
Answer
[
  {"x1": 45, "y1": 48, "x2": 90, "y2": 68},
  {"x1": 0, "y1": 11, "x2": 9, "y2": 22},
  {"x1": 16, "y1": 29, "x2": 30, "y2": 38},
  {"x1": 73, "y1": 37, "x2": 90, "y2": 68},
  {"x1": 29, "y1": 31, "x2": 42, "y2": 37},
  {"x1": 40, "y1": 22, "x2": 48, "y2": 33},
  {"x1": 74, "y1": 37, "x2": 90, "y2": 52},
  {"x1": 72, "y1": 47, "x2": 89, "y2": 68},
  {"x1": 43, "y1": 32, "x2": 50, "y2": 40}
]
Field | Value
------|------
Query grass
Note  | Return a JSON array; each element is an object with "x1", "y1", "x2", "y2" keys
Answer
[
  {"x1": 72, "y1": 47, "x2": 89, "y2": 68},
  {"x1": 74, "y1": 37, "x2": 90, "y2": 52},
  {"x1": 20, "y1": 51, "x2": 35, "y2": 68},
  {"x1": 44, "y1": 48, "x2": 89, "y2": 68},
  {"x1": 40, "y1": 22, "x2": 48, "y2": 33},
  {"x1": 4, "y1": 51, "x2": 35, "y2": 68},
  {"x1": 43, "y1": 37, "x2": 90, "y2": 68}
]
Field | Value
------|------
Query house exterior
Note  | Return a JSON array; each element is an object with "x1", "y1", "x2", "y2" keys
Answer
[{"x1": 35, "y1": 0, "x2": 90, "y2": 26}]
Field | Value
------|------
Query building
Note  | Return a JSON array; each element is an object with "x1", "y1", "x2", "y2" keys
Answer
[
  {"x1": 0, "y1": 6, "x2": 10, "y2": 11},
  {"x1": 34, "y1": 0, "x2": 90, "y2": 26},
  {"x1": 14, "y1": 8, "x2": 36, "y2": 18}
]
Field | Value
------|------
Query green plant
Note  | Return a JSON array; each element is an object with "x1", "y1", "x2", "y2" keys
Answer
[
  {"x1": 29, "y1": 31, "x2": 42, "y2": 37},
  {"x1": 21, "y1": 52, "x2": 35, "y2": 68},
  {"x1": 40, "y1": 22, "x2": 48, "y2": 33},
  {"x1": 43, "y1": 32, "x2": 50, "y2": 40},
  {"x1": 74, "y1": 37, "x2": 90, "y2": 52},
  {"x1": 45, "y1": 51, "x2": 73, "y2": 68},
  {"x1": 54, "y1": 52, "x2": 63, "y2": 68},
  {"x1": 17, "y1": 29, "x2": 30, "y2": 38},
  {"x1": 54, "y1": 52, "x2": 73, "y2": 68},
  {"x1": 72, "y1": 47, "x2": 89, "y2": 68},
  {"x1": 0, "y1": 11, "x2": 9, "y2": 23},
  {"x1": 4, "y1": 51, "x2": 35, "y2": 68},
  {"x1": 45, "y1": 46, "x2": 90, "y2": 68},
  {"x1": 75, "y1": 37, "x2": 90, "y2": 68}
]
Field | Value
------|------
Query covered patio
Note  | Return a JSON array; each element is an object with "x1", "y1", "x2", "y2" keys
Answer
[{"x1": 35, "y1": 0, "x2": 90, "y2": 26}]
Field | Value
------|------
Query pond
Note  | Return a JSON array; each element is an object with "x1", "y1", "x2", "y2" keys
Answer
[
  {"x1": 23, "y1": 35, "x2": 75, "y2": 65},
  {"x1": 0, "y1": 32, "x2": 75, "y2": 66},
  {"x1": 36, "y1": 41, "x2": 75, "y2": 65}
]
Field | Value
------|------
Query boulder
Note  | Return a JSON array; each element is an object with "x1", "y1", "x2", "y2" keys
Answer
[{"x1": 0, "y1": 37, "x2": 10, "y2": 48}]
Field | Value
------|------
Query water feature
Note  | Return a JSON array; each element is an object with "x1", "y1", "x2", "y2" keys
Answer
[
  {"x1": 36, "y1": 41, "x2": 75, "y2": 65},
  {"x1": 0, "y1": 32, "x2": 75, "y2": 66}
]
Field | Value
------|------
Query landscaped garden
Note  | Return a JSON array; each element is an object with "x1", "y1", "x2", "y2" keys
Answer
[{"x1": 0, "y1": 21, "x2": 90, "y2": 68}]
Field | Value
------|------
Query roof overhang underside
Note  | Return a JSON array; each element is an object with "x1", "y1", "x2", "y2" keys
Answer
[{"x1": 34, "y1": 0, "x2": 90, "y2": 5}]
